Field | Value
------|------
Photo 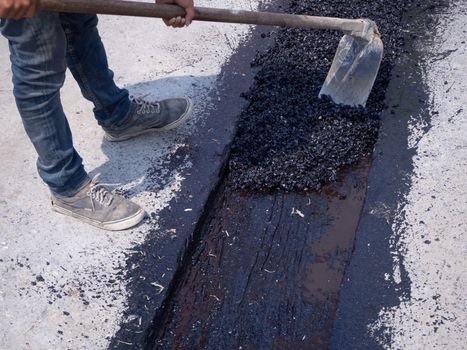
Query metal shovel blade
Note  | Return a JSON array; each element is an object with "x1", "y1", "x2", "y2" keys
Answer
[{"x1": 319, "y1": 34, "x2": 383, "y2": 107}]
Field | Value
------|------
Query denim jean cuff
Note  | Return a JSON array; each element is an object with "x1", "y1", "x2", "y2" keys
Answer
[
  {"x1": 103, "y1": 101, "x2": 135, "y2": 131},
  {"x1": 49, "y1": 169, "x2": 91, "y2": 197}
]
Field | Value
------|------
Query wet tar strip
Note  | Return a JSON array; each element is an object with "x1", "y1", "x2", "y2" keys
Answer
[
  {"x1": 145, "y1": 0, "x2": 433, "y2": 349},
  {"x1": 151, "y1": 161, "x2": 371, "y2": 349}
]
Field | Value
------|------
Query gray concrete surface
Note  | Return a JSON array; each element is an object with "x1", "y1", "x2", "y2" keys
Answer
[{"x1": 0, "y1": 1, "x2": 262, "y2": 349}]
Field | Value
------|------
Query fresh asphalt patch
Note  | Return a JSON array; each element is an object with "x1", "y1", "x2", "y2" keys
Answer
[
  {"x1": 111, "y1": 0, "x2": 443, "y2": 348},
  {"x1": 227, "y1": 0, "x2": 408, "y2": 192}
]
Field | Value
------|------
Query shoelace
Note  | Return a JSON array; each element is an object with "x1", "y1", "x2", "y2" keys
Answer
[
  {"x1": 132, "y1": 97, "x2": 161, "y2": 115},
  {"x1": 85, "y1": 175, "x2": 119, "y2": 211}
]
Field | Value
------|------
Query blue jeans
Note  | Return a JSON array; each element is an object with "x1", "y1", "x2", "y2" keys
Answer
[{"x1": 1, "y1": 12, "x2": 131, "y2": 196}]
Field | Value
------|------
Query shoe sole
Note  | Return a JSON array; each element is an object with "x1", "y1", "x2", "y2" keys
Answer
[
  {"x1": 51, "y1": 202, "x2": 146, "y2": 231},
  {"x1": 104, "y1": 97, "x2": 194, "y2": 142}
]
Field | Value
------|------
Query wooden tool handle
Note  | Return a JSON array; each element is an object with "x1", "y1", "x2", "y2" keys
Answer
[{"x1": 38, "y1": 0, "x2": 364, "y2": 33}]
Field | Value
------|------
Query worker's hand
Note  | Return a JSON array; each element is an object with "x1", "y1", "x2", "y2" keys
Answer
[
  {"x1": 156, "y1": 0, "x2": 195, "y2": 28},
  {"x1": 0, "y1": 0, "x2": 37, "y2": 19}
]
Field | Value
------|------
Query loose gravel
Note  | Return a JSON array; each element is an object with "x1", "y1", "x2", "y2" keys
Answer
[{"x1": 228, "y1": 0, "x2": 419, "y2": 192}]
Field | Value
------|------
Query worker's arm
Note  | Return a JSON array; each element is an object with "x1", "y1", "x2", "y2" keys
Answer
[
  {"x1": 0, "y1": 0, "x2": 36, "y2": 19},
  {"x1": 156, "y1": 0, "x2": 195, "y2": 28}
]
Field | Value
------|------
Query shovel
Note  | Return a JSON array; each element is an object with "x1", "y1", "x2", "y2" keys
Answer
[{"x1": 39, "y1": 0, "x2": 383, "y2": 107}]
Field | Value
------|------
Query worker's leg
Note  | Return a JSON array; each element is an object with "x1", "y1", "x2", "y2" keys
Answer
[
  {"x1": 0, "y1": 14, "x2": 90, "y2": 196},
  {"x1": 58, "y1": 14, "x2": 131, "y2": 128},
  {"x1": 1, "y1": 14, "x2": 145, "y2": 230},
  {"x1": 58, "y1": 14, "x2": 193, "y2": 141}
]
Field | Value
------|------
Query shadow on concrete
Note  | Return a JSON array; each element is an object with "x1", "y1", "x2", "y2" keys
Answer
[{"x1": 87, "y1": 74, "x2": 215, "y2": 198}]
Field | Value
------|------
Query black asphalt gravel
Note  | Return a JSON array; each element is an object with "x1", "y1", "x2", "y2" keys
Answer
[{"x1": 228, "y1": 0, "x2": 417, "y2": 192}]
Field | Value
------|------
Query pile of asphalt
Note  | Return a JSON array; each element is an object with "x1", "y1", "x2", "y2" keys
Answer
[{"x1": 228, "y1": 0, "x2": 417, "y2": 192}]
